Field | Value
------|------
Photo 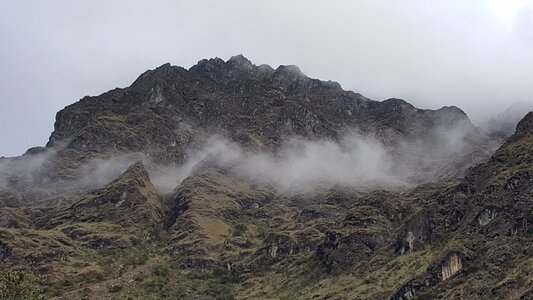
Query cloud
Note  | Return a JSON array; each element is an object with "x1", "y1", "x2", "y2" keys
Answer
[
  {"x1": 151, "y1": 119, "x2": 485, "y2": 193},
  {"x1": 0, "y1": 113, "x2": 492, "y2": 198},
  {"x1": 148, "y1": 134, "x2": 399, "y2": 193},
  {"x1": 0, "y1": 151, "x2": 53, "y2": 190},
  {"x1": 0, "y1": 150, "x2": 143, "y2": 199}
]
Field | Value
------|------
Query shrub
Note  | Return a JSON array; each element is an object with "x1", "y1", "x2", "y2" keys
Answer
[
  {"x1": 152, "y1": 265, "x2": 170, "y2": 277},
  {"x1": 233, "y1": 224, "x2": 247, "y2": 236}
]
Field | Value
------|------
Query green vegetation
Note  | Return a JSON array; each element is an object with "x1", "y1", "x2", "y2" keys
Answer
[
  {"x1": 232, "y1": 223, "x2": 247, "y2": 236},
  {"x1": 114, "y1": 262, "x2": 235, "y2": 300},
  {"x1": 0, "y1": 269, "x2": 44, "y2": 300}
]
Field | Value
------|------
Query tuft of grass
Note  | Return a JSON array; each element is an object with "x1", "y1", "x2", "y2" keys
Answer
[
  {"x1": 152, "y1": 265, "x2": 170, "y2": 277},
  {"x1": 233, "y1": 223, "x2": 247, "y2": 236}
]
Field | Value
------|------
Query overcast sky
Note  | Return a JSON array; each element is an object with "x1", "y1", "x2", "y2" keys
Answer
[{"x1": 1, "y1": 0, "x2": 533, "y2": 156}]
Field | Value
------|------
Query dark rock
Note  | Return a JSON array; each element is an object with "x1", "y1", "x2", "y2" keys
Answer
[
  {"x1": 0, "y1": 241, "x2": 12, "y2": 261},
  {"x1": 316, "y1": 230, "x2": 386, "y2": 273}
]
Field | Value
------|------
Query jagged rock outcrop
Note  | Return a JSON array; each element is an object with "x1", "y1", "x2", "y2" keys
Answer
[{"x1": 440, "y1": 252, "x2": 463, "y2": 281}]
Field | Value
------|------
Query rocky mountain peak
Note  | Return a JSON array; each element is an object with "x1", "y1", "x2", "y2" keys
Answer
[
  {"x1": 433, "y1": 105, "x2": 471, "y2": 126},
  {"x1": 188, "y1": 54, "x2": 257, "y2": 75},
  {"x1": 435, "y1": 105, "x2": 468, "y2": 117},
  {"x1": 132, "y1": 62, "x2": 186, "y2": 87},
  {"x1": 227, "y1": 54, "x2": 254, "y2": 68},
  {"x1": 274, "y1": 64, "x2": 306, "y2": 79},
  {"x1": 189, "y1": 57, "x2": 226, "y2": 73},
  {"x1": 257, "y1": 63, "x2": 275, "y2": 74}
]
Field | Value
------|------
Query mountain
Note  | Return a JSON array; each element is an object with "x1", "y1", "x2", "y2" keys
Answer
[
  {"x1": 482, "y1": 101, "x2": 533, "y2": 136},
  {"x1": 0, "y1": 55, "x2": 531, "y2": 299},
  {"x1": 44, "y1": 54, "x2": 496, "y2": 183}
]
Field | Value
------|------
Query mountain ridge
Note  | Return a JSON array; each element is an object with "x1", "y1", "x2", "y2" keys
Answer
[{"x1": 40, "y1": 55, "x2": 496, "y2": 187}]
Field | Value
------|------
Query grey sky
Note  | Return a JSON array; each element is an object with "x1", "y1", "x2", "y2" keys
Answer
[{"x1": 1, "y1": 0, "x2": 533, "y2": 157}]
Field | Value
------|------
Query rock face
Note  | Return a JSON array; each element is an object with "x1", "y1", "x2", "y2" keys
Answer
[
  {"x1": 0, "y1": 56, "x2": 531, "y2": 299},
  {"x1": 441, "y1": 253, "x2": 462, "y2": 281}
]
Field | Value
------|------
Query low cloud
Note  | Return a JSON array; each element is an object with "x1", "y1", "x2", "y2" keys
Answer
[
  {"x1": 0, "y1": 151, "x2": 143, "y2": 200},
  {"x1": 150, "y1": 134, "x2": 398, "y2": 193},
  {"x1": 151, "y1": 119, "x2": 488, "y2": 193},
  {"x1": 0, "y1": 151, "x2": 52, "y2": 190},
  {"x1": 480, "y1": 101, "x2": 533, "y2": 135},
  {"x1": 0, "y1": 118, "x2": 493, "y2": 198}
]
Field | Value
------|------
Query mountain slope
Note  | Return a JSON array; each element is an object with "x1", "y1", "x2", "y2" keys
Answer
[{"x1": 1, "y1": 56, "x2": 530, "y2": 300}]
